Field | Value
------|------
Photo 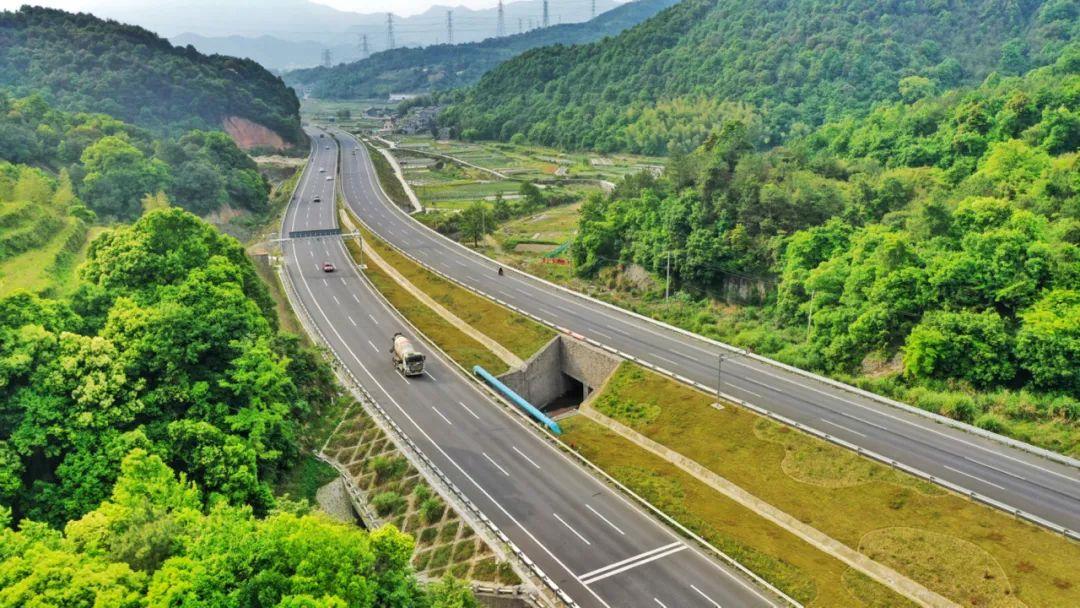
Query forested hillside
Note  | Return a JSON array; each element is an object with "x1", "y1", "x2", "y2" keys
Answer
[
  {"x1": 0, "y1": 92, "x2": 269, "y2": 222},
  {"x1": 0, "y1": 209, "x2": 474, "y2": 605},
  {"x1": 285, "y1": 0, "x2": 677, "y2": 99},
  {"x1": 0, "y1": 7, "x2": 302, "y2": 147},
  {"x1": 443, "y1": 0, "x2": 1080, "y2": 154},
  {"x1": 572, "y1": 45, "x2": 1080, "y2": 453}
]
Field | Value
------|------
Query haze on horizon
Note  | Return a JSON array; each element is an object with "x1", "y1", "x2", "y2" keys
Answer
[{"x1": 0, "y1": 0, "x2": 533, "y2": 19}]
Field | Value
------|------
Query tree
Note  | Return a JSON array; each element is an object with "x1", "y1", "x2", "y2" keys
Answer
[
  {"x1": 903, "y1": 310, "x2": 1016, "y2": 387},
  {"x1": 1016, "y1": 290, "x2": 1080, "y2": 391},
  {"x1": 79, "y1": 136, "x2": 169, "y2": 219},
  {"x1": 458, "y1": 202, "x2": 491, "y2": 246}
]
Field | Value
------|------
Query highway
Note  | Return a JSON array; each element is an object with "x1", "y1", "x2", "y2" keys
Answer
[
  {"x1": 282, "y1": 128, "x2": 783, "y2": 608},
  {"x1": 331, "y1": 129, "x2": 1080, "y2": 534}
]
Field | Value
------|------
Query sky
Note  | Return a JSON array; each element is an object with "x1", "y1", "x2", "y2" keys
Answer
[{"x1": 0, "y1": 0, "x2": 507, "y2": 17}]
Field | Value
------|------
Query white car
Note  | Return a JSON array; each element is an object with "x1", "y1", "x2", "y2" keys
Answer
[
  {"x1": 319, "y1": 167, "x2": 326, "y2": 173},
  {"x1": 326, "y1": 176, "x2": 333, "y2": 181}
]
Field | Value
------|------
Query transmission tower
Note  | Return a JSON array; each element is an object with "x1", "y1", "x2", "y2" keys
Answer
[
  {"x1": 359, "y1": 34, "x2": 369, "y2": 59},
  {"x1": 321, "y1": 48, "x2": 332, "y2": 67},
  {"x1": 591, "y1": 0, "x2": 596, "y2": 19},
  {"x1": 446, "y1": 10, "x2": 453, "y2": 44},
  {"x1": 496, "y1": 0, "x2": 505, "y2": 37},
  {"x1": 542, "y1": 0, "x2": 549, "y2": 27},
  {"x1": 518, "y1": 18, "x2": 523, "y2": 33},
  {"x1": 386, "y1": 13, "x2": 395, "y2": 50}
]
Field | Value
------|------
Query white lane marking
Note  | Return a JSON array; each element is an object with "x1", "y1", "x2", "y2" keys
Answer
[
  {"x1": 368, "y1": 314, "x2": 379, "y2": 325},
  {"x1": 653, "y1": 353, "x2": 680, "y2": 367},
  {"x1": 288, "y1": 243, "x2": 612, "y2": 607},
  {"x1": 819, "y1": 418, "x2": 866, "y2": 438},
  {"x1": 593, "y1": 330, "x2": 612, "y2": 340},
  {"x1": 367, "y1": 340, "x2": 378, "y2": 352},
  {"x1": 458, "y1": 401, "x2": 481, "y2": 420},
  {"x1": 511, "y1": 446, "x2": 541, "y2": 470},
  {"x1": 945, "y1": 465, "x2": 1005, "y2": 490},
  {"x1": 578, "y1": 542, "x2": 682, "y2": 581},
  {"x1": 322, "y1": 279, "x2": 328, "y2": 286},
  {"x1": 348, "y1": 316, "x2": 357, "y2": 326},
  {"x1": 552, "y1": 513, "x2": 591, "y2": 546},
  {"x1": 965, "y1": 457, "x2": 1028, "y2": 481},
  {"x1": 738, "y1": 357, "x2": 1080, "y2": 484},
  {"x1": 332, "y1": 295, "x2": 340, "y2": 305},
  {"x1": 653, "y1": 599, "x2": 667, "y2": 608},
  {"x1": 431, "y1": 406, "x2": 453, "y2": 425},
  {"x1": 537, "y1": 306, "x2": 557, "y2": 318},
  {"x1": 585, "y1": 504, "x2": 625, "y2": 536},
  {"x1": 482, "y1": 452, "x2": 510, "y2": 477},
  {"x1": 352, "y1": 293, "x2": 361, "y2": 304},
  {"x1": 725, "y1": 381, "x2": 761, "y2": 398},
  {"x1": 580, "y1": 544, "x2": 687, "y2": 585},
  {"x1": 690, "y1": 585, "x2": 722, "y2": 608},
  {"x1": 425, "y1": 371, "x2": 438, "y2": 382},
  {"x1": 341, "y1": 277, "x2": 347, "y2": 285}
]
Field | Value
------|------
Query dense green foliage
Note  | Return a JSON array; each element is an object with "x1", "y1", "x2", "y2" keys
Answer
[
  {"x1": 0, "y1": 449, "x2": 476, "y2": 607},
  {"x1": 444, "y1": 0, "x2": 1080, "y2": 153},
  {"x1": 0, "y1": 7, "x2": 302, "y2": 145},
  {"x1": 571, "y1": 48, "x2": 1080, "y2": 446},
  {"x1": 0, "y1": 208, "x2": 335, "y2": 526},
  {"x1": 0, "y1": 92, "x2": 270, "y2": 220},
  {"x1": 285, "y1": 0, "x2": 677, "y2": 99}
]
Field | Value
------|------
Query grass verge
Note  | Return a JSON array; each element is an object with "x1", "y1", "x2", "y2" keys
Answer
[
  {"x1": 275, "y1": 453, "x2": 339, "y2": 504},
  {"x1": 345, "y1": 213, "x2": 554, "y2": 361},
  {"x1": 363, "y1": 141, "x2": 411, "y2": 210},
  {"x1": 561, "y1": 416, "x2": 911, "y2": 607},
  {"x1": 343, "y1": 237, "x2": 509, "y2": 374},
  {"x1": 574, "y1": 362, "x2": 1080, "y2": 607}
]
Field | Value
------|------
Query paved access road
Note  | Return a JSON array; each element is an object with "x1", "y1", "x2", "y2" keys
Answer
[
  {"x1": 332, "y1": 129, "x2": 1080, "y2": 534},
  {"x1": 283, "y1": 129, "x2": 783, "y2": 608}
]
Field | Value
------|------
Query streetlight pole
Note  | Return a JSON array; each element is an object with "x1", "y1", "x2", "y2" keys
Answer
[{"x1": 717, "y1": 352, "x2": 726, "y2": 405}]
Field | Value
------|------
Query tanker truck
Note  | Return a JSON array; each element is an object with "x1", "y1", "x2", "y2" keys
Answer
[{"x1": 391, "y1": 332, "x2": 426, "y2": 376}]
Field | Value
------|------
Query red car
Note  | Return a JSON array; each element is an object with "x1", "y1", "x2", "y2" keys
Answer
[{"x1": 322, "y1": 262, "x2": 336, "y2": 273}]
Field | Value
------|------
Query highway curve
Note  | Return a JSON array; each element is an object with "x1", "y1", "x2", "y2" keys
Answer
[
  {"x1": 282, "y1": 128, "x2": 784, "y2": 608},
  {"x1": 332, "y1": 129, "x2": 1080, "y2": 535}
]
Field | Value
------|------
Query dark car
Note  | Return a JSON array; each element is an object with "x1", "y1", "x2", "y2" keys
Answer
[{"x1": 312, "y1": 195, "x2": 321, "y2": 203}]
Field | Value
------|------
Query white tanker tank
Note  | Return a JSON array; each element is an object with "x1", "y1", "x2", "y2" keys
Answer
[{"x1": 391, "y1": 332, "x2": 426, "y2": 376}]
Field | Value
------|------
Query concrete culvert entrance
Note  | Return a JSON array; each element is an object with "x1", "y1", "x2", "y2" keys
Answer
[{"x1": 497, "y1": 335, "x2": 621, "y2": 416}]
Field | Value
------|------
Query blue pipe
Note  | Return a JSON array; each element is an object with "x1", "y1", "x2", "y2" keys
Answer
[{"x1": 473, "y1": 365, "x2": 562, "y2": 435}]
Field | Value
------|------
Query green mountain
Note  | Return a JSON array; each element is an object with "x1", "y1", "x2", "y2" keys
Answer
[
  {"x1": 443, "y1": 0, "x2": 1080, "y2": 153},
  {"x1": 285, "y1": 0, "x2": 678, "y2": 99},
  {"x1": 0, "y1": 6, "x2": 302, "y2": 148},
  {"x1": 571, "y1": 45, "x2": 1080, "y2": 449}
]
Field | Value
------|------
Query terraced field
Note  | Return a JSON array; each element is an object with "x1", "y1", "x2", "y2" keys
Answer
[{"x1": 0, "y1": 194, "x2": 91, "y2": 296}]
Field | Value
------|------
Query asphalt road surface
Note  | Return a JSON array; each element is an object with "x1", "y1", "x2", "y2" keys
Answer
[
  {"x1": 283, "y1": 129, "x2": 783, "y2": 608},
  {"x1": 331, "y1": 129, "x2": 1080, "y2": 534}
]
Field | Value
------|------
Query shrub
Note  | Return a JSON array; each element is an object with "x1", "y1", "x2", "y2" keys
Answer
[
  {"x1": 420, "y1": 497, "x2": 445, "y2": 525},
  {"x1": 371, "y1": 456, "x2": 409, "y2": 483},
  {"x1": 372, "y1": 491, "x2": 405, "y2": 516}
]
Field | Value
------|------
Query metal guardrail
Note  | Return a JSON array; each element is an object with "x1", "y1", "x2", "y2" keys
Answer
[
  {"x1": 340, "y1": 202, "x2": 1080, "y2": 545},
  {"x1": 344, "y1": 133, "x2": 1080, "y2": 475},
  {"x1": 275, "y1": 133, "x2": 572, "y2": 608}
]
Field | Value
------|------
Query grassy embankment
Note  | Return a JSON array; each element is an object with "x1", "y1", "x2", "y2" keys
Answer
[
  {"x1": 324, "y1": 403, "x2": 521, "y2": 584},
  {"x1": 0, "y1": 200, "x2": 95, "y2": 296},
  {"x1": 342, "y1": 205, "x2": 553, "y2": 368},
  {"x1": 567, "y1": 362, "x2": 1080, "y2": 608}
]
